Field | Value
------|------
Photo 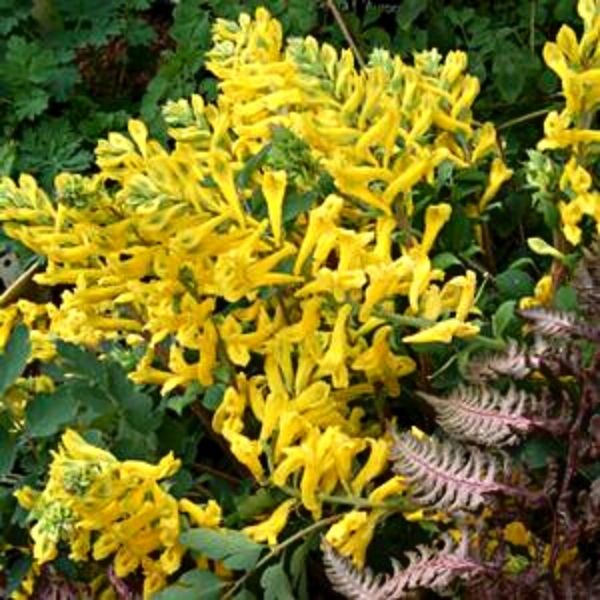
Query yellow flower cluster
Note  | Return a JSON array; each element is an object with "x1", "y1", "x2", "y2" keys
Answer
[
  {"x1": 539, "y1": 0, "x2": 600, "y2": 245},
  {"x1": 0, "y1": 8, "x2": 511, "y2": 568},
  {"x1": 14, "y1": 430, "x2": 221, "y2": 598}
]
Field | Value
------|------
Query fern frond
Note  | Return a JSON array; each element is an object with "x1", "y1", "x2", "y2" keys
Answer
[
  {"x1": 323, "y1": 534, "x2": 487, "y2": 600},
  {"x1": 391, "y1": 431, "x2": 506, "y2": 511},
  {"x1": 467, "y1": 340, "x2": 545, "y2": 382},
  {"x1": 520, "y1": 308, "x2": 600, "y2": 343},
  {"x1": 418, "y1": 385, "x2": 537, "y2": 447},
  {"x1": 573, "y1": 239, "x2": 600, "y2": 319},
  {"x1": 322, "y1": 543, "x2": 389, "y2": 600}
]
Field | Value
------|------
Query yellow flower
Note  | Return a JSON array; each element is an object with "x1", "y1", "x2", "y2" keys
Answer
[
  {"x1": 578, "y1": 0, "x2": 600, "y2": 30},
  {"x1": 243, "y1": 499, "x2": 296, "y2": 545},
  {"x1": 293, "y1": 194, "x2": 344, "y2": 274},
  {"x1": 317, "y1": 304, "x2": 352, "y2": 388},
  {"x1": 227, "y1": 431, "x2": 265, "y2": 481},
  {"x1": 520, "y1": 274, "x2": 553, "y2": 310},
  {"x1": 368, "y1": 475, "x2": 408, "y2": 503},
  {"x1": 403, "y1": 317, "x2": 480, "y2": 344},
  {"x1": 179, "y1": 499, "x2": 222, "y2": 528},
  {"x1": 325, "y1": 510, "x2": 380, "y2": 568},
  {"x1": 479, "y1": 158, "x2": 513, "y2": 211},
  {"x1": 351, "y1": 439, "x2": 389, "y2": 494},
  {"x1": 504, "y1": 521, "x2": 531, "y2": 547},
  {"x1": 420, "y1": 203, "x2": 452, "y2": 254},
  {"x1": 352, "y1": 325, "x2": 416, "y2": 396},
  {"x1": 262, "y1": 170, "x2": 287, "y2": 245}
]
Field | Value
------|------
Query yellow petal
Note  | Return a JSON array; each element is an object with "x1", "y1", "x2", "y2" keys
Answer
[{"x1": 262, "y1": 170, "x2": 287, "y2": 245}]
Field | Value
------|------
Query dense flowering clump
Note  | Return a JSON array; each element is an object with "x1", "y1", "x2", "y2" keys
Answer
[
  {"x1": 0, "y1": 7, "x2": 514, "y2": 591},
  {"x1": 535, "y1": 0, "x2": 600, "y2": 247},
  {"x1": 522, "y1": 0, "x2": 600, "y2": 310},
  {"x1": 14, "y1": 430, "x2": 222, "y2": 598}
]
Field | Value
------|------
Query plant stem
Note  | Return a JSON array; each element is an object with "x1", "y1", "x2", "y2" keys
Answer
[
  {"x1": 325, "y1": 0, "x2": 366, "y2": 69},
  {"x1": 497, "y1": 107, "x2": 555, "y2": 131},
  {"x1": 222, "y1": 514, "x2": 340, "y2": 600},
  {"x1": 279, "y1": 484, "x2": 414, "y2": 511}
]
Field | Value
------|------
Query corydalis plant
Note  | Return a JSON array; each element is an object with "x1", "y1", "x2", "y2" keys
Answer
[{"x1": 324, "y1": 245, "x2": 600, "y2": 599}]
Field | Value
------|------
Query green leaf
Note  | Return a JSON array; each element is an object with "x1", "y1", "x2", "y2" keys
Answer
[
  {"x1": 493, "y1": 45, "x2": 527, "y2": 103},
  {"x1": 56, "y1": 341, "x2": 104, "y2": 382},
  {"x1": 105, "y1": 361, "x2": 156, "y2": 431},
  {"x1": 554, "y1": 285, "x2": 578, "y2": 312},
  {"x1": 167, "y1": 381, "x2": 202, "y2": 416},
  {"x1": 492, "y1": 300, "x2": 517, "y2": 338},
  {"x1": 180, "y1": 528, "x2": 265, "y2": 570},
  {"x1": 236, "y1": 144, "x2": 272, "y2": 190},
  {"x1": 283, "y1": 189, "x2": 316, "y2": 224},
  {"x1": 152, "y1": 569, "x2": 223, "y2": 600},
  {"x1": 432, "y1": 252, "x2": 462, "y2": 270},
  {"x1": 0, "y1": 0, "x2": 31, "y2": 35},
  {"x1": 202, "y1": 383, "x2": 226, "y2": 411},
  {"x1": 14, "y1": 90, "x2": 49, "y2": 122},
  {"x1": 289, "y1": 534, "x2": 317, "y2": 600},
  {"x1": 26, "y1": 388, "x2": 78, "y2": 437},
  {"x1": 237, "y1": 488, "x2": 284, "y2": 522},
  {"x1": 518, "y1": 436, "x2": 563, "y2": 469},
  {"x1": 396, "y1": 0, "x2": 428, "y2": 30},
  {"x1": 5, "y1": 555, "x2": 32, "y2": 596},
  {"x1": 261, "y1": 562, "x2": 295, "y2": 600},
  {"x1": 0, "y1": 325, "x2": 30, "y2": 397},
  {"x1": 0, "y1": 424, "x2": 16, "y2": 475},
  {"x1": 496, "y1": 269, "x2": 535, "y2": 300},
  {"x1": 15, "y1": 118, "x2": 92, "y2": 188}
]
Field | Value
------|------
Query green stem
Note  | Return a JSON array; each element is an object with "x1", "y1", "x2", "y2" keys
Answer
[
  {"x1": 279, "y1": 484, "x2": 414, "y2": 511},
  {"x1": 222, "y1": 514, "x2": 340, "y2": 600},
  {"x1": 325, "y1": 0, "x2": 366, "y2": 69},
  {"x1": 497, "y1": 107, "x2": 555, "y2": 131}
]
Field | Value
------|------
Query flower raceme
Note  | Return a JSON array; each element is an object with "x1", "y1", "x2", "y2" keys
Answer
[
  {"x1": 0, "y1": 6, "x2": 512, "y2": 583},
  {"x1": 14, "y1": 430, "x2": 222, "y2": 599},
  {"x1": 534, "y1": 0, "x2": 600, "y2": 246}
]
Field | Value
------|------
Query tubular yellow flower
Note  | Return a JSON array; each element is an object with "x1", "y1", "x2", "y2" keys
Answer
[
  {"x1": 352, "y1": 326, "x2": 416, "y2": 396},
  {"x1": 403, "y1": 318, "x2": 480, "y2": 344},
  {"x1": 325, "y1": 510, "x2": 380, "y2": 568},
  {"x1": 479, "y1": 158, "x2": 513, "y2": 211},
  {"x1": 179, "y1": 499, "x2": 222, "y2": 528},
  {"x1": 243, "y1": 499, "x2": 296, "y2": 545},
  {"x1": 318, "y1": 304, "x2": 353, "y2": 388},
  {"x1": 262, "y1": 170, "x2": 287, "y2": 245},
  {"x1": 420, "y1": 203, "x2": 452, "y2": 253},
  {"x1": 351, "y1": 438, "x2": 389, "y2": 494}
]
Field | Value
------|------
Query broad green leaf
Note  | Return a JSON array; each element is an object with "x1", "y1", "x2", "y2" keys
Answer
[
  {"x1": 180, "y1": 528, "x2": 265, "y2": 570},
  {"x1": 554, "y1": 285, "x2": 578, "y2": 312},
  {"x1": 152, "y1": 569, "x2": 223, "y2": 600},
  {"x1": 202, "y1": 383, "x2": 226, "y2": 411},
  {"x1": 261, "y1": 562, "x2": 295, "y2": 600},
  {"x1": 167, "y1": 382, "x2": 202, "y2": 416},
  {"x1": 26, "y1": 388, "x2": 78, "y2": 437},
  {"x1": 56, "y1": 341, "x2": 104, "y2": 382},
  {"x1": 396, "y1": 0, "x2": 428, "y2": 29},
  {"x1": 496, "y1": 269, "x2": 535, "y2": 300},
  {"x1": 236, "y1": 488, "x2": 285, "y2": 522},
  {"x1": 492, "y1": 300, "x2": 517, "y2": 338},
  {"x1": 105, "y1": 361, "x2": 156, "y2": 431},
  {"x1": 290, "y1": 534, "x2": 317, "y2": 600},
  {"x1": 432, "y1": 252, "x2": 462, "y2": 270},
  {"x1": 0, "y1": 424, "x2": 16, "y2": 475},
  {"x1": 0, "y1": 324, "x2": 30, "y2": 396},
  {"x1": 493, "y1": 45, "x2": 527, "y2": 103}
]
